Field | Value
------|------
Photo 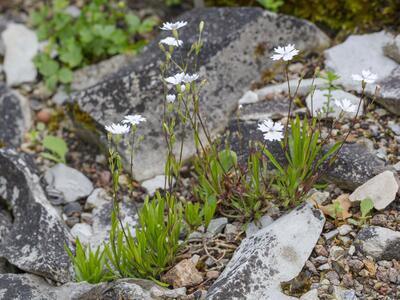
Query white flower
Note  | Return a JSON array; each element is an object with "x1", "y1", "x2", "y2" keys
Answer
[
  {"x1": 160, "y1": 21, "x2": 187, "y2": 31},
  {"x1": 166, "y1": 94, "x2": 176, "y2": 103},
  {"x1": 105, "y1": 123, "x2": 130, "y2": 135},
  {"x1": 271, "y1": 44, "x2": 299, "y2": 61},
  {"x1": 334, "y1": 98, "x2": 357, "y2": 113},
  {"x1": 180, "y1": 84, "x2": 186, "y2": 92},
  {"x1": 351, "y1": 70, "x2": 378, "y2": 84},
  {"x1": 183, "y1": 73, "x2": 199, "y2": 83},
  {"x1": 165, "y1": 72, "x2": 185, "y2": 85},
  {"x1": 122, "y1": 114, "x2": 146, "y2": 125},
  {"x1": 159, "y1": 37, "x2": 183, "y2": 47},
  {"x1": 257, "y1": 119, "x2": 284, "y2": 142}
]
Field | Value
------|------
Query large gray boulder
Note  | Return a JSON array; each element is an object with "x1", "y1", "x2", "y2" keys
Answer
[
  {"x1": 71, "y1": 7, "x2": 330, "y2": 181},
  {"x1": 206, "y1": 203, "x2": 325, "y2": 299},
  {"x1": 0, "y1": 83, "x2": 31, "y2": 147},
  {"x1": 0, "y1": 149, "x2": 72, "y2": 283}
]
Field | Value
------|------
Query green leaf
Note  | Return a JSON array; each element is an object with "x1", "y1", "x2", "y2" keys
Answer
[
  {"x1": 36, "y1": 56, "x2": 59, "y2": 76},
  {"x1": 360, "y1": 198, "x2": 374, "y2": 218},
  {"x1": 42, "y1": 135, "x2": 68, "y2": 163},
  {"x1": 218, "y1": 149, "x2": 237, "y2": 173},
  {"x1": 58, "y1": 67, "x2": 73, "y2": 84},
  {"x1": 125, "y1": 14, "x2": 141, "y2": 33},
  {"x1": 59, "y1": 40, "x2": 83, "y2": 68}
]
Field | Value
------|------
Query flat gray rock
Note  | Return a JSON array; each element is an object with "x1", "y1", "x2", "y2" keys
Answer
[
  {"x1": 206, "y1": 203, "x2": 325, "y2": 299},
  {"x1": 1, "y1": 23, "x2": 38, "y2": 86},
  {"x1": 45, "y1": 163, "x2": 94, "y2": 203},
  {"x1": 71, "y1": 7, "x2": 330, "y2": 181},
  {"x1": 355, "y1": 226, "x2": 400, "y2": 261},
  {"x1": 0, "y1": 149, "x2": 72, "y2": 283},
  {"x1": 0, "y1": 83, "x2": 31, "y2": 147}
]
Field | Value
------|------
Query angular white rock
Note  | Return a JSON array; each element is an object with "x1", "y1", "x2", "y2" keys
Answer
[
  {"x1": 324, "y1": 31, "x2": 396, "y2": 93},
  {"x1": 349, "y1": 171, "x2": 400, "y2": 210},
  {"x1": 206, "y1": 203, "x2": 325, "y2": 299},
  {"x1": 141, "y1": 175, "x2": 175, "y2": 196},
  {"x1": 70, "y1": 223, "x2": 93, "y2": 244},
  {"x1": 2, "y1": 23, "x2": 38, "y2": 86},
  {"x1": 45, "y1": 163, "x2": 94, "y2": 203},
  {"x1": 306, "y1": 89, "x2": 362, "y2": 118}
]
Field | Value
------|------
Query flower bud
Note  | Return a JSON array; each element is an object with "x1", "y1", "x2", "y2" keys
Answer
[{"x1": 199, "y1": 21, "x2": 204, "y2": 33}]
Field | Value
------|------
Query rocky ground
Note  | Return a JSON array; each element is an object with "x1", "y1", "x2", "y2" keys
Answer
[{"x1": 0, "y1": 2, "x2": 399, "y2": 300}]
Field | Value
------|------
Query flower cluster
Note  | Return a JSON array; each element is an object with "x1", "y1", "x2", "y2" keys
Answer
[{"x1": 105, "y1": 114, "x2": 146, "y2": 135}]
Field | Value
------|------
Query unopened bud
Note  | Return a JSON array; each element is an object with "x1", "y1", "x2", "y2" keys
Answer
[{"x1": 199, "y1": 21, "x2": 204, "y2": 33}]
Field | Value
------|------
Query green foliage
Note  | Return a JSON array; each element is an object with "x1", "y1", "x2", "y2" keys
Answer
[
  {"x1": 105, "y1": 193, "x2": 182, "y2": 282},
  {"x1": 256, "y1": 0, "x2": 284, "y2": 12},
  {"x1": 65, "y1": 239, "x2": 112, "y2": 283},
  {"x1": 262, "y1": 115, "x2": 340, "y2": 206},
  {"x1": 194, "y1": 148, "x2": 269, "y2": 222},
  {"x1": 360, "y1": 198, "x2": 374, "y2": 219},
  {"x1": 31, "y1": 0, "x2": 158, "y2": 90},
  {"x1": 41, "y1": 135, "x2": 68, "y2": 163},
  {"x1": 281, "y1": 0, "x2": 400, "y2": 31}
]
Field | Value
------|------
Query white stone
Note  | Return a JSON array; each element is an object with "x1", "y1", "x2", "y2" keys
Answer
[
  {"x1": 207, "y1": 217, "x2": 228, "y2": 236},
  {"x1": 70, "y1": 223, "x2": 93, "y2": 244},
  {"x1": 306, "y1": 89, "x2": 362, "y2": 118},
  {"x1": 255, "y1": 78, "x2": 326, "y2": 101},
  {"x1": 300, "y1": 289, "x2": 319, "y2": 300},
  {"x1": 338, "y1": 224, "x2": 353, "y2": 236},
  {"x1": 207, "y1": 204, "x2": 325, "y2": 299},
  {"x1": 2, "y1": 23, "x2": 38, "y2": 86},
  {"x1": 141, "y1": 175, "x2": 175, "y2": 196},
  {"x1": 324, "y1": 31, "x2": 396, "y2": 93},
  {"x1": 333, "y1": 286, "x2": 357, "y2": 300},
  {"x1": 329, "y1": 246, "x2": 345, "y2": 261},
  {"x1": 84, "y1": 188, "x2": 109, "y2": 210},
  {"x1": 238, "y1": 90, "x2": 258, "y2": 104},
  {"x1": 45, "y1": 164, "x2": 94, "y2": 203},
  {"x1": 349, "y1": 171, "x2": 400, "y2": 210}
]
